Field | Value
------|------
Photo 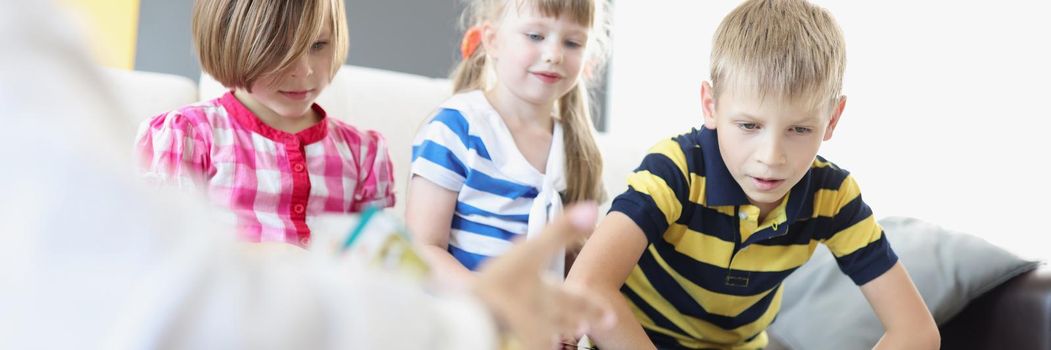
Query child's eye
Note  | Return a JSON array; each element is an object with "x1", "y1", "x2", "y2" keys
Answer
[
  {"x1": 525, "y1": 33, "x2": 544, "y2": 41},
  {"x1": 738, "y1": 123, "x2": 759, "y2": 131},
  {"x1": 564, "y1": 40, "x2": 583, "y2": 49},
  {"x1": 790, "y1": 126, "x2": 812, "y2": 134},
  {"x1": 311, "y1": 41, "x2": 329, "y2": 51}
]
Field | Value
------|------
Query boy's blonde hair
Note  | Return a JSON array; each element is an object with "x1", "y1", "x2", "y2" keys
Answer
[
  {"x1": 192, "y1": 0, "x2": 348, "y2": 91},
  {"x1": 711, "y1": 0, "x2": 845, "y2": 108},
  {"x1": 452, "y1": 0, "x2": 612, "y2": 203}
]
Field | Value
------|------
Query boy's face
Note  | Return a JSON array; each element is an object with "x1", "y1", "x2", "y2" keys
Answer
[{"x1": 701, "y1": 82, "x2": 845, "y2": 212}]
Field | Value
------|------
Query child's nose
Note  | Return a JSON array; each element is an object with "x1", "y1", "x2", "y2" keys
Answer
[
  {"x1": 544, "y1": 43, "x2": 564, "y2": 64},
  {"x1": 756, "y1": 136, "x2": 787, "y2": 166},
  {"x1": 287, "y1": 55, "x2": 314, "y2": 77}
]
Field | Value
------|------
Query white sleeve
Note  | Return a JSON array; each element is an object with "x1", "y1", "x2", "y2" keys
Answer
[
  {"x1": 102, "y1": 252, "x2": 500, "y2": 350},
  {"x1": 5, "y1": 183, "x2": 500, "y2": 350},
  {"x1": 319, "y1": 266, "x2": 499, "y2": 350}
]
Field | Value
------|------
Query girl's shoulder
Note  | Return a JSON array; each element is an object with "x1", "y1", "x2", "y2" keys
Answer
[
  {"x1": 139, "y1": 96, "x2": 229, "y2": 136},
  {"x1": 325, "y1": 117, "x2": 387, "y2": 146},
  {"x1": 429, "y1": 90, "x2": 500, "y2": 131}
]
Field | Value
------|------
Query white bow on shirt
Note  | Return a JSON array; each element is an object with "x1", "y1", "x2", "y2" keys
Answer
[{"x1": 526, "y1": 123, "x2": 566, "y2": 279}]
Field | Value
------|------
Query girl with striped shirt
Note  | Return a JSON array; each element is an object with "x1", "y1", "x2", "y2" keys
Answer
[{"x1": 407, "y1": 0, "x2": 610, "y2": 286}]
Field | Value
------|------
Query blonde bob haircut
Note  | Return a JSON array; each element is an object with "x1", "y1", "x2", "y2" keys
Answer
[
  {"x1": 192, "y1": 0, "x2": 348, "y2": 91},
  {"x1": 710, "y1": 0, "x2": 846, "y2": 109}
]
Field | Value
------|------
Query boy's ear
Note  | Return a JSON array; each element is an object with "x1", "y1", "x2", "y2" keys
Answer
[
  {"x1": 701, "y1": 81, "x2": 717, "y2": 129},
  {"x1": 823, "y1": 95, "x2": 847, "y2": 141},
  {"x1": 481, "y1": 21, "x2": 497, "y2": 59}
]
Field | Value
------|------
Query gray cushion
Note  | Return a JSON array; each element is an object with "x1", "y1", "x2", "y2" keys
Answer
[{"x1": 767, "y1": 216, "x2": 1040, "y2": 350}]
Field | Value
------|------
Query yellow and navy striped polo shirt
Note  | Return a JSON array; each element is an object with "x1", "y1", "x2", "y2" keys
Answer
[{"x1": 609, "y1": 127, "x2": 897, "y2": 349}]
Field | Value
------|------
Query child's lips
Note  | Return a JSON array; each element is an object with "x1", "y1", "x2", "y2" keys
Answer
[
  {"x1": 751, "y1": 177, "x2": 784, "y2": 191},
  {"x1": 279, "y1": 90, "x2": 313, "y2": 100},
  {"x1": 531, "y1": 72, "x2": 563, "y2": 83}
]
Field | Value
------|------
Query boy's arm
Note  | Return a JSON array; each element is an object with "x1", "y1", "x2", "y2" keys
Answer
[
  {"x1": 405, "y1": 175, "x2": 477, "y2": 288},
  {"x1": 822, "y1": 175, "x2": 938, "y2": 349},
  {"x1": 860, "y1": 262, "x2": 940, "y2": 350},
  {"x1": 565, "y1": 212, "x2": 657, "y2": 350}
]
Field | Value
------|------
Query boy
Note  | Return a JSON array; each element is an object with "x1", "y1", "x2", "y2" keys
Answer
[{"x1": 566, "y1": 0, "x2": 939, "y2": 349}]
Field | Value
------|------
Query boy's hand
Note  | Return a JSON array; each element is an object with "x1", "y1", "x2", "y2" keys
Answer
[{"x1": 473, "y1": 202, "x2": 616, "y2": 349}]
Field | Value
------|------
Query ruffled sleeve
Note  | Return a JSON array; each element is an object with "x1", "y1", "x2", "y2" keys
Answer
[
  {"x1": 134, "y1": 109, "x2": 213, "y2": 187},
  {"x1": 350, "y1": 129, "x2": 397, "y2": 211}
]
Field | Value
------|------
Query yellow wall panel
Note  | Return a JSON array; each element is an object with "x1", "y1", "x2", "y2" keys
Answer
[{"x1": 60, "y1": 0, "x2": 141, "y2": 69}]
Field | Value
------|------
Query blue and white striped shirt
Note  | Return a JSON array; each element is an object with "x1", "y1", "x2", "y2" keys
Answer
[{"x1": 410, "y1": 90, "x2": 565, "y2": 271}]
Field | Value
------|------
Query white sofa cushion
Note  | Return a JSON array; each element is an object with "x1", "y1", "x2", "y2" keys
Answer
[{"x1": 102, "y1": 67, "x2": 198, "y2": 136}]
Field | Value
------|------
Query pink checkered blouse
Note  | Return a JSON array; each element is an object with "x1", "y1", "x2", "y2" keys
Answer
[{"x1": 136, "y1": 92, "x2": 396, "y2": 246}]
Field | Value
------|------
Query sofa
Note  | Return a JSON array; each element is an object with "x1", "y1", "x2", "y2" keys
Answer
[
  {"x1": 103, "y1": 65, "x2": 1050, "y2": 349},
  {"x1": 941, "y1": 267, "x2": 1051, "y2": 349}
]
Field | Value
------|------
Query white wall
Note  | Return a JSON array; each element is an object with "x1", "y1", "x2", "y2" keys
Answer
[{"x1": 605, "y1": 1, "x2": 1051, "y2": 260}]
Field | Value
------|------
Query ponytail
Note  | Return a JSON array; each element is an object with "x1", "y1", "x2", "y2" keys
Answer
[
  {"x1": 451, "y1": 48, "x2": 488, "y2": 93},
  {"x1": 558, "y1": 83, "x2": 605, "y2": 204}
]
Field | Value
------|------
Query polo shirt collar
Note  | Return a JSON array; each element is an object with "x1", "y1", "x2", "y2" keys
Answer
[
  {"x1": 697, "y1": 127, "x2": 750, "y2": 207},
  {"x1": 696, "y1": 126, "x2": 814, "y2": 240}
]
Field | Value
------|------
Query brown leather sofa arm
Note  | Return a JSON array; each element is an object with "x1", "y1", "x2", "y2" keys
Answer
[{"x1": 940, "y1": 265, "x2": 1051, "y2": 350}]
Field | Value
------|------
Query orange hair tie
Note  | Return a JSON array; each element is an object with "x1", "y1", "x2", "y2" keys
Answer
[{"x1": 460, "y1": 26, "x2": 483, "y2": 59}]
